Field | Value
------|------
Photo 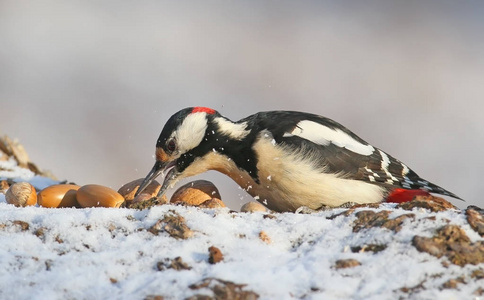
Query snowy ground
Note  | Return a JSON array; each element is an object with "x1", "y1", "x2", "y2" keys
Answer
[{"x1": 1, "y1": 160, "x2": 483, "y2": 300}]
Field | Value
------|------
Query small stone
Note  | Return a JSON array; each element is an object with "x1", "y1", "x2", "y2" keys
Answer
[
  {"x1": 400, "y1": 280, "x2": 426, "y2": 294},
  {"x1": 45, "y1": 259, "x2": 53, "y2": 271},
  {"x1": 412, "y1": 224, "x2": 484, "y2": 266},
  {"x1": 474, "y1": 287, "x2": 484, "y2": 296},
  {"x1": 397, "y1": 195, "x2": 457, "y2": 212},
  {"x1": 471, "y1": 269, "x2": 484, "y2": 280},
  {"x1": 148, "y1": 213, "x2": 193, "y2": 239},
  {"x1": 34, "y1": 227, "x2": 46, "y2": 240},
  {"x1": 351, "y1": 244, "x2": 387, "y2": 253},
  {"x1": 12, "y1": 220, "x2": 30, "y2": 231},
  {"x1": 441, "y1": 277, "x2": 465, "y2": 289},
  {"x1": 352, "y1": 210, "x2": 415, "y2": 233},
  {"x1": 466, "y1": 208, "x2": 484, "y2": 237},
  {"x1": 334, "y1": 259, "x2": 361, "y2": 269},
  {"x1": 55, "y1": 235, "x2": 64, "y2": 244},
  {"x1": 353, "y1": 210, "x2": 390, "y2": 232},
  {"x1": 259, "y1": 231, "x2": 271, "y2": 244},
  {"x1": 412, "y1": 236, "x2": 443, "y2": 257},
  {"x1": 263, "y1": 214, "x2": 277, "y2": 220},
  {"x1": 156, "y1": 257, "x2": 191, "y2": 271},
  {"x1": 384, "y1": 213, "x2": 415, "y2": 232},
  {"x1": 145, "y1": 295, "x2": 164, "y2": 300},
  {"x1": 188, "y1": 278, "x2": 259, "y2": 300},
  {"x1": 208, "y1": 246, "x2": 224, "y2": 264}
]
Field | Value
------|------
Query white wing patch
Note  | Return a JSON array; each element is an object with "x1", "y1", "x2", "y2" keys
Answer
[
  {"x1": 284, "y1": 120, "x2": 375, "y2": 156},
  {"x1": 402, "y1": 163, "x2": 410, "y2": 176},
  {"x1": 379, "y1": 150, "x2": 399, "y2": 183},
  {"x1": 214, "y1": 117, "x2": 250, "y2": 140}
]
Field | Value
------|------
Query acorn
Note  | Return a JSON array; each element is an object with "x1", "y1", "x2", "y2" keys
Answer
[
  {"x1": 5, "y1": 182, "x2": 37, "y2": 207},
  {"x1": 240, "y1": 201, "x2": 268, "y2": 213},
  {"x1": 77, "y1": 184, "x2": 125, "y2": 208},
  {"x1": 37, "y1": 184, "x2": 81, "y2": 208},
  {"x1": 117, "y1": 178, "x2": 161, "y2": 201},
  {"x1": 170, "y1": 180, "x2": 222, "y2": 206}
]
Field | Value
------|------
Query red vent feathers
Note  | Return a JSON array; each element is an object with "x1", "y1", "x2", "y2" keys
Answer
[
  {"x1": 192, "y1": 107, "x2": 216, "y2": 114},
  {"x1": 386, "y1": 188, "x2": 430, "y2": 203}
]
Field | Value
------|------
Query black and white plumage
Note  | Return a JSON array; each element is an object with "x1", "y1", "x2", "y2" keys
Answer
[{"x1": 136, "y1": 107, "x2": 461, "y2": 212}]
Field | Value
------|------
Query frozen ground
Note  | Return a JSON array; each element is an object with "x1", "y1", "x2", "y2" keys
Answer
[{"x1": 0, "y1": 160, "x2": 483, "y2": 300}]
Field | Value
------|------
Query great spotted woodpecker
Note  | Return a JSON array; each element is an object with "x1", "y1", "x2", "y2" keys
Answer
[{"x1": 135, "y1": 107, "x2": 461, "y2": 212}]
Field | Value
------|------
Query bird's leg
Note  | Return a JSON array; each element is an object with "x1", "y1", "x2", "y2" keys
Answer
[{"x1": 295, "y1": 201, "x2": 358, "y2": 214}]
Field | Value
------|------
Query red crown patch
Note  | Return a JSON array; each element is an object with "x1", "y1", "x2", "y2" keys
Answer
[{"x1": 192, "y1": 107, "x2": 216, "y2": 114}]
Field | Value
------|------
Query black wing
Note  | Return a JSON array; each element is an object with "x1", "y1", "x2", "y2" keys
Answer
[{"x1": 246, "y1": 111, "x2": 461, "y2": 200}]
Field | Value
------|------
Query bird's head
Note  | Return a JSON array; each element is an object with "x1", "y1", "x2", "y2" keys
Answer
[{"x1": 135, "y1": 106, "x2": 248, "y2": 198}]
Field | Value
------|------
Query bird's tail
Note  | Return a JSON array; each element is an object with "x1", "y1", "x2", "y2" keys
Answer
[{"x1": 386, "y1": 180, "x2": 463, "y2": 203}]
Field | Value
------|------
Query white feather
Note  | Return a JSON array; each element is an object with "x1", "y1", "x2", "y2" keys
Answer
[
  {"x1": 379, "y1": 150, "x2": 398, "y2": 182},
  {"x1": 284, "y1": 120, "x2": 375, "y2": 156},
  {"x1": 214, "y1": 117, "x2": 250, "y2": 140}
]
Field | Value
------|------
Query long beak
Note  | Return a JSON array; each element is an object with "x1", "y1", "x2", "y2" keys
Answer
[{"x1": 135, "y1": 160, "x2": 178, "y2": 197}]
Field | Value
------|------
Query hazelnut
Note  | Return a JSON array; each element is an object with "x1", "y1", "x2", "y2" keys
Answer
[
  {"x1": 199, "y1": 198, "x2": 226, "y2": 209},
  {"x1": 170, "y1": 180, "x2": 221, "y2": 206},
  {"x1": 5, "y1": 182, "x2": 37, "y2": 207},
  {"x1": 240, "y1": 201, "x2": 268, "y2": 213},
  {"x1": 118, "y1": 178, "x2": 161, "y2": 201},
  {"x1": 77, "y1": 184, "x2": 125, "y2": 208},
  {"x1": 62, "y1": 189, "x2": 80, "y2": 208},
  {"x1": 37, "y1": 184, "x2": 81, "y2": 208}
]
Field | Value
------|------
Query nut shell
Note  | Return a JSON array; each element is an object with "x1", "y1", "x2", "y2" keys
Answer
[
  {"x1": 5, "y1": 182, "x2": 37, "y2": 207},
  {"x1": 61, "y1": 189, "x2": 80, "y2": 208},
  {"x1": 118, "y1": 178, "x2": 161, "y2": 201},
  {"x1": 199, "y1": 198, "x2": 226, "y2": 209},
  {"x1": 240, "y1": 201, "x2": 268, "y2": 213},
  {"x1": 37, "y1": 184, "x2": 81, "y2": 208},
  {"x1": 77, "y1": 184, "x2": 125, "y2": 208},
  {"x1": 171, "y1": 180, "x2": 221, "y2": 206}
]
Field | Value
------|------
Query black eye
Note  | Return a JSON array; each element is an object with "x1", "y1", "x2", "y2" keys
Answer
[{"x1": 167, "y1": 139, "x2": 177, "y2": 153}]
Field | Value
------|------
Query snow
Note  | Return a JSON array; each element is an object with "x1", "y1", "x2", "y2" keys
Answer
[{"x1": 0, "y1": 163, "x2": 482, "y2": 299}]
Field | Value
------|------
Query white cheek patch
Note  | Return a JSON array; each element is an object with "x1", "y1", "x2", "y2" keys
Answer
[
  {"x1": 214, "y1": 117, "x2": 249, "y2": 140},
  {"x1": 283, "y1": 120, "x2": 375, "y2": 156},
  {"x1": 173, "y1": 112, "x2": 208, "y2": 152}
]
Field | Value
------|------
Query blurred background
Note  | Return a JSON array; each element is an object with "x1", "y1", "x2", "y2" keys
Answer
[{"x1": 1, "y1": 1, "x2": 483, "y2": 209}]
